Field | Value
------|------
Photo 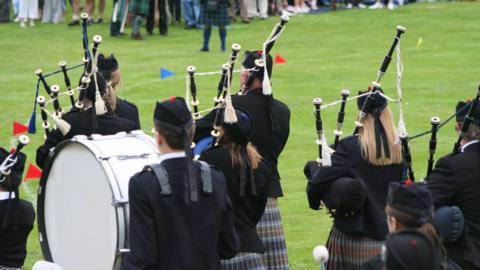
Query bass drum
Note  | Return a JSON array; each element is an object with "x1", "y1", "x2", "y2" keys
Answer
[{"x1": 37, "y1": 131, "x2": 161, "y2": 270}]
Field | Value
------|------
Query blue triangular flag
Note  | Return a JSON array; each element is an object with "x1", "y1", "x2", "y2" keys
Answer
[{"x1": 160, "y1": 68, "x2": 174, "y2": 80}]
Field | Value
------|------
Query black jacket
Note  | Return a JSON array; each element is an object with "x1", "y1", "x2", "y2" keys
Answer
[
  {"x1": 307, "y1": 135, "x2": 404, "y2": 240},
  {"x1": 115, "y1": 99, "x2": 141, "y2": 130},
  {"x1": 0, "y1": 198, "x2": 35, "y2": 268},
  {"x1": 427, "y1": 142, "x2": 480, "y2": 267},
  {"x1": 200, "y1": 147, "x2": 272, "y2": 253},
  {"x1": 195, "y1": 89, "x2": 290, "y2": 197},
  {"x1": 361, "y1": 253, "x2": 463, "y2": 270},
  {"x1": 36, "y1": 108, "x2": 137, "y2": 169},
  {"x1": 122, "y1": 157, "x2": 240, "y2": 270}
]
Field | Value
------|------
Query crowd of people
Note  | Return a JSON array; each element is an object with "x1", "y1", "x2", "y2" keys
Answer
[{"x1": 0, "y1": 0, "x2": 414, "y2": 40}]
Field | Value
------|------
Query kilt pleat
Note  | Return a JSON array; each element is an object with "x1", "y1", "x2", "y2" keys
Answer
[
  {"x1": 128, "y1": 0, "x2": 149, "y2": 15},
  {"x1": 199, "y1": 1, "x2": 230, "y2": 26},
  {"x1": 326, "y1": 226, "x2": 383, "y2": 270},
  {"x1": 221, "y1": 252, "x2": 266, "y2": 270},
  {"x1": 256, "y1": 198, "x2": 289, "y2": 270}
]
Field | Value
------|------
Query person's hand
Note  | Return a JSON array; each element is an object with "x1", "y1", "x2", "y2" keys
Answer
[{"x1": 304, "y1": 160, "x2": 321, "y2": 180}]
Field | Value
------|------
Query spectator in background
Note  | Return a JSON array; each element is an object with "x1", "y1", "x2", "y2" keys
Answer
[
  {"x1": 229, "y1": 0, "x2": 249, "y2": 23},
  {"x1": 89, "y1": 0, "x2": 106, "y2": 23},
  {"x1": 146, "y1": 0, "x2": 168, "y2": 35},
  {"x1": 247, "y1": 0, "x2": 267, "y2": 19},
  {"x1": 370, "y1": 0, "x2": 394, "y2": 9},
  {"x1": 42, "y1": 0, "x2": 65, "y2": 23},
  {"x1": 199, "y1": 0, "x2": 230, "y2": 52},
  {"x1": 18, "y1": 0, "x2": 38, "y2": 27},
  {"x1": 0, "y1": 0, "x2": 11, "y2": 22},
  {"x1": 110, "y1": 0, "x2": 128, "y2": 36},
  {"x1": 129, "y1": 0, "x2": 150, "y2": 39},
  {"x1": 168, "y1": 0, "x2": 181, "y2": 23},
  {"x1": 183, "y1": 0, "x2": 202, "y2": 28},
  {"x1": 68, "y1": 0, "x2": 81, "y2": 25}
]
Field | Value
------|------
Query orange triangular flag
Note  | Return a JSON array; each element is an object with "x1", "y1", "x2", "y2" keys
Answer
[
  {"x1": 13, "y1": 121, "x2": 28, "y2": 136},
  {"x1": 275, "y1": 53, "x2": 287, "y2": 64},
  {"x1": 24, "y1": 163, "x2": 42, "y2": 181}
]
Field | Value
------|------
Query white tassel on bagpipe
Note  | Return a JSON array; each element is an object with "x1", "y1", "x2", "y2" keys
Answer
[
  {"x1": 261, "y1": 25, "x2": 287, "y2": 96},
  {"x1": 223, "y1": 69, "x2": 238, "y2": 124},
  {"x1": 316, "y1": 135, "x2": 333, "y2": 167}
]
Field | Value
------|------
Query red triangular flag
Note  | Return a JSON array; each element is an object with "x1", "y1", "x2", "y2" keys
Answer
[
  {"x1": 24, "y1": 163, "x2": 42, "y2": 182},
  {"x1": 275, "y1": 53, "x2": 287, "y2": 64},
  {"x1": 13, "y1": 121, "x2": 28, "y2": 136}
]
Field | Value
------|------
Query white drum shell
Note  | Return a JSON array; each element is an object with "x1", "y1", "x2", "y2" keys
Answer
[{"x1": 38, "y1": 132, "x2": 160, "y2": 270}]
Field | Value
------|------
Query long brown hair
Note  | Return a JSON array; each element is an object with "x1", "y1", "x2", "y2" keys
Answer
[
  {"x1": 386, "y1": 206, "x2": 447, "y2": 270},
  {"x1": 358, "y1": 107, "x2": 403, "y2": 166},
  {"x1": 219, "y1": 130, "x2": 262, "y2": 170}
]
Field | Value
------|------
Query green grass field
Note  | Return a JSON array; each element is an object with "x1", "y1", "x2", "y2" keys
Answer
[{"x1": 1, "y1": 2, "x2": 480, "y2": 268}]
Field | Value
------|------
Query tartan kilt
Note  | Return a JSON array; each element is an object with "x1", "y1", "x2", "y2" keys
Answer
[
  {"x1": 221, "y1": 253, "x2": 266, "y2": 270},
  {"x1": 128, "y1": 0, "x2": 149, "y2": 15},
  {"x1": 256, "y1": 198, "x2": 289, "y2": 270},
  {"x1": 199, "y1": 1, "x2": 230, "y2": 26},
  {"x1": 326, "y1": 226, "x2": 383, "y2": 270}
]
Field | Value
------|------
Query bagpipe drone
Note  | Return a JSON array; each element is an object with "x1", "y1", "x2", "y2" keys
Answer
[
  {"x1": 28, "y1": 13, "x2": 107, "y2": 139},
  {"x1": 189, "y1": 15, "x2": 290, "y2": 158}
]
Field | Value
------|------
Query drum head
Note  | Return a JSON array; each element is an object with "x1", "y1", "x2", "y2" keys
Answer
[{"x1": 39, "y1": 142, "x2": 117, "y2": 270}]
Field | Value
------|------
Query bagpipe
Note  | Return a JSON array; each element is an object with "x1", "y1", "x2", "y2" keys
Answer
[
  {"x1": 309, "y1": 25, "x2": 407, "y2": 169},
  {"x1": 186, "y1": 16, "x2": 290, "y2": 158},
  {"x1": 28, "y1": 13, "x2": 107, "y2": 139},
  {"x1": 0, "y1": 135, "x2": 29, "y2": 183}
]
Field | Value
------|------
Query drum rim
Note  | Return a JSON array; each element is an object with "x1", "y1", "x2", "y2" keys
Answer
[
  {"x1": 37, "y1": 139, "x2": 124, "y2": 264},
  {"x1": 37, "y1": 139, "x2": 74, "y2": 262}
]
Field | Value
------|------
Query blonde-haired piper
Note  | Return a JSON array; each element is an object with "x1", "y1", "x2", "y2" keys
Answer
[{"x1": 305, "y1": 86, "x2": 405, "y2": 269}]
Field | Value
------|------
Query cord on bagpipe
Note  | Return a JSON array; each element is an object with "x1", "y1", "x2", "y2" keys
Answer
[
  {"x1": 30, "y1": 33, "x2": 105, "y2": 138},
  {"x1": 353, "y1": 25, "x2": 406, "y2": 135},
  {"x1": 28, "y1": 12, "x2": 93, "y2": 135},
  {"x1": 312, "y1": 98, "x2": 333, "y2": 167}
]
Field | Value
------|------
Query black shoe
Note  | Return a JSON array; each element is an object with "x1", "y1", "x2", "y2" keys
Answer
[
  {"x1": 146, "y1": 30, "x2": 153, "y2": 36},
  {"x1": 200, "y1": 47, "x2": 209, "y2": 52},
  {"x1": 160, "y1": 31, "x2": 168, "y2": 36},
  {"x1": 94, "y1": 18, "x2": 103, "y2": 24},
  {"x1": 68, "y1": 20, "x2": 80, "y2": 26}
]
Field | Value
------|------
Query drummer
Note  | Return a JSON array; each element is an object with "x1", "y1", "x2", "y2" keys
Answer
[
  {"x1": 122, "y1": 97, "x2": 239, "y2": 270},
  {"x1": 0, "y1": 147, "x2": 35, "y2": 270},
  {"x1": 35, "y1": 72, "x2": 137, "y2": 169}
]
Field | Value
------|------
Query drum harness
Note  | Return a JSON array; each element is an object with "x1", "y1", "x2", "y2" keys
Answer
[{"x1": 145, "y1": 160, "x2": 213, "y2": 197}]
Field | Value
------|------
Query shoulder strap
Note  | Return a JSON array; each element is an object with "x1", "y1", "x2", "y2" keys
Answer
[
  {"x1": 145, "y1": 164, "x2": 172, "y2": 196},
  {"x1": 196, "y1": 160, "x2": 213, "y2": 194}
]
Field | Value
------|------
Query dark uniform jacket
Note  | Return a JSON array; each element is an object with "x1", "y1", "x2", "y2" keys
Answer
[
  {"x1": 122, "y1": 156, "x2": 240, "y2": 270},
  {"x1": 361, "y1": 253, "x2": 462, "y2": 270},
  {"x1": 427, "y1": 141, "x2": 480, "y2": 267},
  {"x1": 115, "y1": 99, "x2": 141, "y2": 130},
  {"x1": 307, "y1": 136, "x2": 404, "y2": 240},
  {"x1": 195, "y1": 89, "x2": 290, "y2": 198},
  {"x1": 0, "y1": 197, "x2": 35, "y2": 268},
  {"x1": 200, "y1": 147, "x2": 272, "y2": 253},
  {"x1": 36, "y1": 108, "x2": 137, "y2": 169}
]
